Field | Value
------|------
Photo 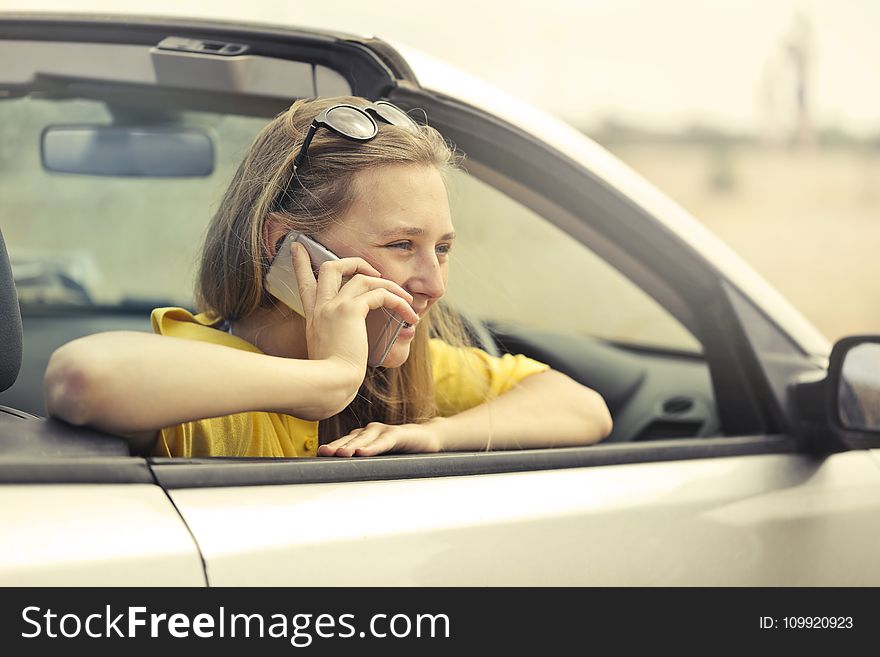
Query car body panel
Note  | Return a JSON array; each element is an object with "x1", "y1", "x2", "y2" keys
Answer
[
  {"x1": 0, "y1": 484, "x2": 205, "y2": 585},
  {"x1": 167, "y1": 450, "x2": 880, "y2": 586}
]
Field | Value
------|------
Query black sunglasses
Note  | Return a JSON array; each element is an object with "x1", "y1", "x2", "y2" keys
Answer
[{"x1": 292, "y1": 101, "x2": 419, "y2": 172}]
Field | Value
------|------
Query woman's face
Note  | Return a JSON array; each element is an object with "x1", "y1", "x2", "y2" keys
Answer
[{"x1": 318, "y1": 164, "x2": 455, "y2": 368}]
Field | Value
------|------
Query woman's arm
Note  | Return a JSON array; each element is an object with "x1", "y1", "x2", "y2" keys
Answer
[
  {"x1": 45, "y1": 331, "x2": 362, "y2": 438},
  {"x1": 45, "y1": 250, "x2": 420, "y2": 447},
  {"x1": 318, "y1": 369, "x2": 612, "y2": 457},
  {"x1": 432, "y1": 369, "x2": 612, "y2": 450}
]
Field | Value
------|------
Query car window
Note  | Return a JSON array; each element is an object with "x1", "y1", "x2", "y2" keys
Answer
[
  {"x1": 444, "y1": 170, "x2": 702, "y2": 353},
  {"x1": 0, "y1": 96, "x2": 267, "y2": 310}
]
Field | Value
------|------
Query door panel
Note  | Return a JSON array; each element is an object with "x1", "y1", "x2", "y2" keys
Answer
[{"x1": 169, "y1": 450, "x2": 880, "y2": 585}]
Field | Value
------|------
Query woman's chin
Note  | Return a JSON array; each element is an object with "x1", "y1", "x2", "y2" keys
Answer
[{"x1": 378, "y1": 342, "x2": 411, "y2": 369}]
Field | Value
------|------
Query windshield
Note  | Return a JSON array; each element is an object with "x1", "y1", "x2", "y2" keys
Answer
[{"x1": 0, "y1": 95, "x2": 269, "y2": 311}]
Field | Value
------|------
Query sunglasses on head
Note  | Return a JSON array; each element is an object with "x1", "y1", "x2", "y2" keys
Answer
[{"x1": 292, "y1": 100, "x2": 420, "y2": 172}]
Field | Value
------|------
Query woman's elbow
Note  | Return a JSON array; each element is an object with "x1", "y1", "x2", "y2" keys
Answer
[{"x1": 44, "y1": 340, "x2": 106, "y2": 426}]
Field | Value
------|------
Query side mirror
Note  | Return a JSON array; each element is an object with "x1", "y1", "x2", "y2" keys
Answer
[
  {"x1": 789, "y1": 335, "x2": 880, "y2": 452},
  {"x1": 830, "y1": 337, "x2": 880, "y2": 434}
]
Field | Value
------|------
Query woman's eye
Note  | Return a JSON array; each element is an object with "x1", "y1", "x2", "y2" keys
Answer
[{"x1": 384, "y1": 241, "x2": 452, "y2": 256}]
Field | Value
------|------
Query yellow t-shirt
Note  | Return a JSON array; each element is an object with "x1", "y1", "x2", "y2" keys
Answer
[{"x1": 151, "y1": 307, "x2": 550, "y2": 458}]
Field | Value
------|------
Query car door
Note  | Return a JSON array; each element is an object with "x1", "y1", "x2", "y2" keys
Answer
[{"x1": 152, "y1": 448, "x2": 880, "y2": 585}]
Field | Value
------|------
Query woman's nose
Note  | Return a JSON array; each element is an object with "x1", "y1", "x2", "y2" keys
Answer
[{"x1": 406, "y1": 254, "x2": 446, "y2": 300}]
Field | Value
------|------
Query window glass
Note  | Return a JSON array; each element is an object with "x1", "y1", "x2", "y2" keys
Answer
[{"x1": 444, "y1": 171, "x2": 702, "y2": 353}]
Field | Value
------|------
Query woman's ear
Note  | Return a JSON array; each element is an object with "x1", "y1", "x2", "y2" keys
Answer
[{"x1": 262, "y1": 213, "x2": 291, "y2": 261}]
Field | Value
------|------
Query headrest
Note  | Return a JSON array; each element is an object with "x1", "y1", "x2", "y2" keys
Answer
[{"x1": 0, "y1": 228, "x2": 22, "y2": 392}]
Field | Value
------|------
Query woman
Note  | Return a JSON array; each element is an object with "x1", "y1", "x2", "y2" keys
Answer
[{"x1": 44, "y1": 96, "x2": 612, "y2": 457}]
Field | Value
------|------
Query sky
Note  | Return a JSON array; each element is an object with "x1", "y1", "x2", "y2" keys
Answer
[{"x1": 3, "y1": 0, "x2": 879, "y2": 135}]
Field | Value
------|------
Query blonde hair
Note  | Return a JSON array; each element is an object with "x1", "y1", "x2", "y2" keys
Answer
[{"x1": 196, "y1": 96, "x2": 473, "y2": 441}]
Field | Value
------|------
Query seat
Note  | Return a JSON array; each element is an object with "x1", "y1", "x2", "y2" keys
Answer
[{"x1": 0, "y1": 226, "x2": 22, "y2": 395}]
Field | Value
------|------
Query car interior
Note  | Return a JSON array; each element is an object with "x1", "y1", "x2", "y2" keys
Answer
[{"x1": 0, "y1": 19, "x2": 739, "y2": 463}]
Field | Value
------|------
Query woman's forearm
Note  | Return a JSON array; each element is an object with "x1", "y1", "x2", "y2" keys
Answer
[
  {"x1": 431, "y1": 369, "x2": 612, "y2": 451},
  {"x1": 44, "y1": 331, "x2": 358, "y2": 434}
]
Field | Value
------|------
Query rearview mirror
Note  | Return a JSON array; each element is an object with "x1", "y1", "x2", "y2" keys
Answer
[{"x1": 41, "y1": 125, "x2": 214, "y2": 177}]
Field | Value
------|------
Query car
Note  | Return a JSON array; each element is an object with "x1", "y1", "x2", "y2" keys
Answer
[{"x1": 1, "y1": 12, "x2": 879, "y2": 587}]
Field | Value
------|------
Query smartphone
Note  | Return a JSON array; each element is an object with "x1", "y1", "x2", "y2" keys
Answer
[{"x1": 264, "y1": 231, "x2": 406, "y2": 367}]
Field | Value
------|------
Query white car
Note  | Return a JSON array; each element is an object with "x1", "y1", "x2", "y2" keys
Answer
[{"x1": 1, "y1": 12, "x2": 879, "y2": 587}]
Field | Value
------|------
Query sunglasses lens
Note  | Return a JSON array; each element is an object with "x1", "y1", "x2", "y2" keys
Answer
[
  {"x1": 324, "y1": 106, "x2": 376, "y2": 140},
  {"x1": 373, "y1": 102, "x2": 418, "y2": 132}
]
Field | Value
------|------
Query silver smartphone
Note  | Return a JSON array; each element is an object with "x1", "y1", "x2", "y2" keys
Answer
[{"x1": 264, "y1": 231, "x2": 406, "y2": 367}]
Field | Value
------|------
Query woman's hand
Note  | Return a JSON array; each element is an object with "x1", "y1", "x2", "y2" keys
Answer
[
  {"x1": 317, "y1": 370, "x2": 612, "y2": 458},
  {"x1": 317, "y1": 419, "x2": 444, "y2": 457},
  {"x1": 291, "y1": 241, "x2": 418, "y2": 389}
]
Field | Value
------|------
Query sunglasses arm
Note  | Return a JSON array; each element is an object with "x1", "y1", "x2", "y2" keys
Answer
[{"x1": 293, "y1": 121, "x2": 320, "y2": 172}]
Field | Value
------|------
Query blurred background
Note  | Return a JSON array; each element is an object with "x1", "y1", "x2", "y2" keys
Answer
[{"x1": 2, "y1": 0, "x2": 878, "y2": 343}]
